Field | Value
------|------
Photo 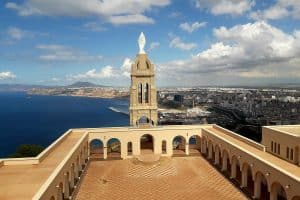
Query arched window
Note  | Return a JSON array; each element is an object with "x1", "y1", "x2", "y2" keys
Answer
[
  {"x1": 144, "y1": 83, "x2": 149, "y2": 103},
  {"x1": 138, "y1": 83, "x2": 142, "y2": 104},
  {"x1": 146, "y1": 61, "x2": 150, "y2": 69}
]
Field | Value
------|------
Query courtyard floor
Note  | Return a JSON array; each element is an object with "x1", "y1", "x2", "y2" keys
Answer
[{"x1": 75, "y1": 156, "x2": 248, "y2": 200}]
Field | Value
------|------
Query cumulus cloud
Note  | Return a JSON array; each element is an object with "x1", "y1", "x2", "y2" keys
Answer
[
  {"x1": 179, "y1": 21, "x2": 207, "y2": 33},
  {"x1": 36, "y1": 44, "x2": 102, "y2": 62},
  {"x1": 159, "y1": 21, "x2": 300, "y2": 85},
  {"x1": 169, "y1": 35, "x2": 197, "y2": 51},
  {"x1": 194, "y1": 0, "x2": 255, "y2": 16},
  {"x1": 68, "y1": 58, "x2": 133, "y2": 81},
  {"x1": 250, "y1": 0, "x2": 300, "y2": 20},
  {"x1": 6, "y1": 0, "x2": 170, "y2": 25},
  {"x1": 0, "y1": 71, "x2": 16, "y2": 80}
]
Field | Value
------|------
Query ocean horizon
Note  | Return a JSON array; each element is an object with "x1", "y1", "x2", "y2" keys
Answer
[{"x1": 0, "y1": 92, "x2": 129, "y2": 158}]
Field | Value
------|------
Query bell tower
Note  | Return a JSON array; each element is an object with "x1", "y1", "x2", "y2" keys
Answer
[{"x1": 129, "y1": 32, "x2": 158, "y2": 127}]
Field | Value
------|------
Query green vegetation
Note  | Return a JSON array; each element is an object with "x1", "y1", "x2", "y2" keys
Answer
[{"x1": 10, "y1": 144, "x2": 44, "y2": 158}]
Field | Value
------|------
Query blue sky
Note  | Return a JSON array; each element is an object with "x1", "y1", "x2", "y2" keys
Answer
[{"x1": 0, "y1": 0, "x2": 300, "y2": 86}]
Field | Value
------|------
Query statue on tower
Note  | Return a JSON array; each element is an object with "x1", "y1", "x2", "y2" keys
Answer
[{"x1": 138, "y1": 32, "x2": 146, "y2": 54}]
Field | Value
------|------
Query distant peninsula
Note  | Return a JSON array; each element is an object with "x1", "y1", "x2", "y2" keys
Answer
[{"x1": 27, "y1": 82, "x2": 130, "y2": 99}]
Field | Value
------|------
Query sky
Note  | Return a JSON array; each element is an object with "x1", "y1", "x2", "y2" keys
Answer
[{"x1": 0, "y1": 0, "x2": 300, "y2": 87}]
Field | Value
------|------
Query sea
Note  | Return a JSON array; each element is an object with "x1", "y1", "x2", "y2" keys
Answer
[{"x1": 0, "y1": 92, "x2": 129, "y2": 158}]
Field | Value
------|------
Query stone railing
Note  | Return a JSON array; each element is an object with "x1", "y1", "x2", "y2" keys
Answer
[
  {"x1": 32, "y1": 131, "x2": 88, "y2": 200},
  {"x1": 212, "y1": 124, "x2": 265, "y2": 151},
  {"x1": 0, "y1": 129, "x2": 72, "y2": 166}
]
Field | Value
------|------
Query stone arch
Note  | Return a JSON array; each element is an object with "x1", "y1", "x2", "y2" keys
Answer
[
  {"x1": 89, "y1": 139, "x2": 104, "y2": 160},
  {"x1": 146, "y1": 60, "x2": 151, "y2": 69},
  {"x1": 254, "y1": 171, "x2": 270, "y2": 200},
  {"x1": 231, "y1": 155, "x2": 241, "y2": 184},
  {"x1": 57, "y1": 182, "x2": 63, "y2": 200},
  {"x1": 202, "y1": 136, "x2": 208, "y2": 155},
  {"x1": 140, "y1": 134, "x2": 154, "y2": 153},
  {"x1": 63, "y1": 172, "x2": 70, "y2": 199},
  {"x1": 107, "y1": 138, "x2": 121, "y2": 159},
  {"x1": 172, "y1": 135, "x2": 186, "y2": 156},
  {"x1": 188, "y1": 135, "x2": 201, "y2": 155},
  {"x1": 292, "y1": 196, "x2": 300, "y2": 200},
  {"x1": 241, "y1": 162, "x2": 254, "y2": 196},
  {"x1": 162, "y1": 140, "x2": 167, "y2": 154},
  {"x1": 144, "y1": 83, "x2": 149, "y2": 103},
  {"x1": 221, "y1": 149, "x2": 231, "y2": 177},
  {"x1": 138, "y1": 83, "x2": 143, "y2": 104},
  {"x1": 214, "y1": 145, "x2": 221, "y2": 166},
  {"x1": 270, "y1": 182, "x2": 287, "y2": 200},
  {"x1": 207, "y1": 140, "x2": 214, "y2": 160},
  {"x1": 127, "y1": 141, "x2": 133, "y2": 156},
  {"x1": 50, "y1": 196, "x2": 55, "y2": 200}
]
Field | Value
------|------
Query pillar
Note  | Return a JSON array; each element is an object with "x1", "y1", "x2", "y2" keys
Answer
[
  {"x1": 56, "y1": 185, "x2": 63, "y2": 200},
  {"x1": 69, "y1": 168, "x2": 74, "y2": 189},
  {"x1": 214, "y1": 148, "x2": 220, "y2": 165},
  {"x1": 121, "y1": 141, "x2": 126, "y2": 159},
  {"x1": 167, "y1": 139, "x2": 173, "y2": 156},
  {"x1": 231, "y1": 160, "x2": 237, "y2": 179},
  {"x1": 253, "y1": 176, "x2": 261, "y2": 199},
  {"x1": 154, "y1": 139, "x2": 160, "y2": 154},
  {"x1": 63, "y1": 173, "x2": 70, "y2": 199},
  {"x1": 241, "y1": 168, "x2": 248, "y2": 188},
  {"x1": 74, "y1": 163, "x2": 79, "y2": 179},
  {"x1": 185, "y1": 143, "x2": 189, "y2": 155},
  {"x1": 222, "y1": 155, "x2": 227, "y2": 171},
  {"x1": 208, "y1": 145, "x2": 213, "y2": 159},
  {"x1": 104, "y1": 146, "x2": 108, "y2": 159}
]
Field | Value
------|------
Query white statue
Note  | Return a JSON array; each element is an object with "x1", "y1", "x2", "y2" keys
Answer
[{"x1": 138, "y1": 32, "x2": 146, "y2": 54}]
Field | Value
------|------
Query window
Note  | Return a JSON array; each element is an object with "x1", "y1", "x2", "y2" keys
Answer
[
  {"x1": 138, "y1": 83, "x2": 142, "y2": 104},
  {"x1": 291, "y1": 148, "x2": 294, "y2": 160},
  {"x1": 274, "y1": 142, "x2": 277, "y2": 153},
  {"x1": 144, "y1": 83, "x2": 149, "y2": 103},
  {"x1": 287, "y1": 147, "x2": 290, "y2": 159},
  {"x1": 271, "y1": 141, "x2": 273, "y2": 152},
  {"x1": 278, "y1": 144, "x2": 280, "y2": 154}
]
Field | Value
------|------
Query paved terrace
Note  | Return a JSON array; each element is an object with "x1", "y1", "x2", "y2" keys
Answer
[
  {"x1": 75, "y1": 157, "x2": 247, "y2": 200},
  {"x1": 0, "y1": 130, "x2": 86, "y2": 199}
]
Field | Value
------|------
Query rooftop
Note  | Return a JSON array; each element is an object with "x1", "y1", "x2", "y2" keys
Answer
[{"x1": 266, "y1": 125, "x2": 300, "y2": 137}]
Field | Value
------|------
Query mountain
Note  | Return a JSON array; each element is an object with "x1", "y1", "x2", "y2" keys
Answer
[{"x1": 66, "y1": 81, "x2": 107, "y2": 88}]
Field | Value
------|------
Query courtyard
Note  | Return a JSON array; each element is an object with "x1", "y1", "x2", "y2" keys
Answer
[{"x1": 75, "y1": 156, "x2": 248, "y2": 200}]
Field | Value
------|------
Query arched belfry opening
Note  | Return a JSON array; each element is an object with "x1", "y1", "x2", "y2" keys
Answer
[{"x1": 130, "y1": 32, "x2": 158, "y2": 128}]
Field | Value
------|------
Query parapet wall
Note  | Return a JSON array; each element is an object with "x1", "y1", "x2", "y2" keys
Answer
[{"x1": 212, "y1": 124, "x2": 265, "y2": 151}]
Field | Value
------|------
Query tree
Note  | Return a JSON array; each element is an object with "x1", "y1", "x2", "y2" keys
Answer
[{"x1": 10, "y1": 144, "x2": 44, "y2": 158}]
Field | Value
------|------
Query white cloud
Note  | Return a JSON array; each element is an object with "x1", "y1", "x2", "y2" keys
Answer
[
  {"x1": 121, "y1": 58, "x2": 133, "y2": 78},
  {"x1": 0, "y1": 71, "x2": 16, "y2": 80},
  {"x1": 158, "y1": 21, "x2": 300, "y2": 85},
  {"x1": 36, "y1": 44, "x2": 102, "y2": 62},
  {"x1": 169, "y1": 35, "x2": 197, "y2": 51},
  {"x1": 179, "y1": 21, "x2": 207, "y2": 33},
  {"x1": 6, "y1": 0, "x2": 170, "y2": 25},
  {"x1": 83, "y1": 22, "x2": 106, "y2": 32},
  {"x1": 194, "y1": 0, "x2": 255, "y2": 16},
  {"x1": 250, "y1": 0, "x2": 300, "y2": 20},
  {"x1": 69, "y1": 66, "x2": 118, "y2": 80},
  {"x1": 68, "y1": 58, "x2": 133, "y2": 81},
  {"x1": 6, "y1": 27, "x2": 34, "y2": 41},
  {"x1": 108, "y1": 14, "x2": 154, "y2": 25},
  {"x1": 148, "y1": 42, "x2": 160, "y2": 51}
]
